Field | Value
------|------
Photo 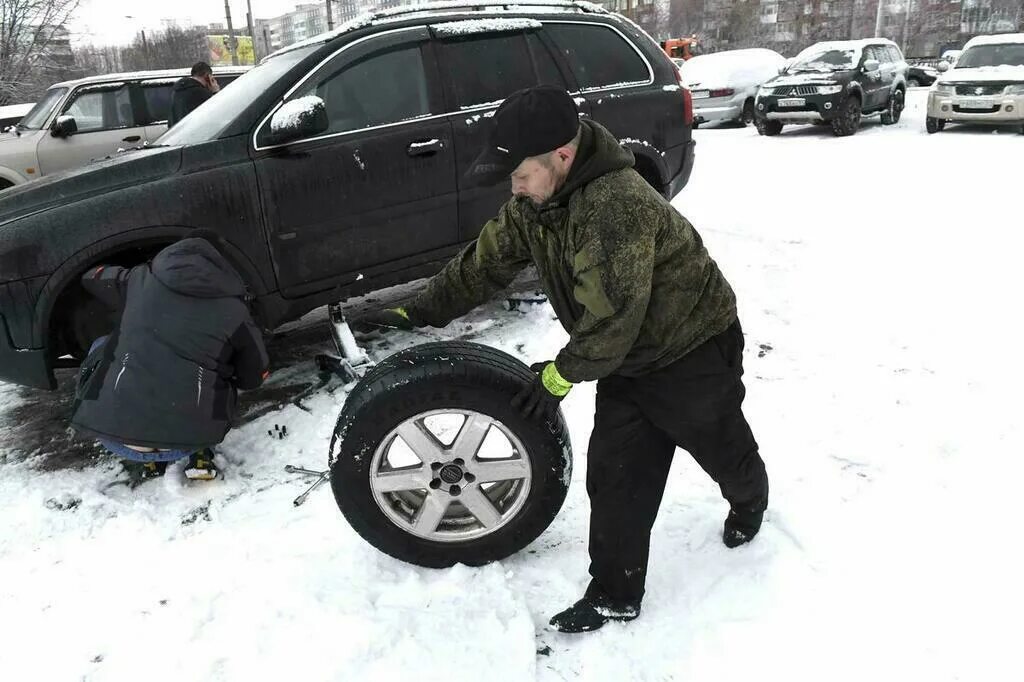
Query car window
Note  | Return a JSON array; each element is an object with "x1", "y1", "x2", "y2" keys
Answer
[
  {"x1": 438, "y1": 33, "x2": 538, "y2": 108},
  {"x1": 18, "y1": 87, "x2": 67, "y2": 130},
  {"x1": 545, "y1": 23, "x2": 649, "y2": 90},
  {"x1": 64, "y1": 84, "x2": 134, "y2": 133},
  {"x1": 291, "y1": 43, "x2": 430, "y2": 135},
  {"x1": 527, "y1": 33, "x2": 568, "y2": 89},
  {"x1": 887, "y1": 46, "x2": 903, "y2": 63},
  {"x1": 140, "y1": 83, "x2": 173, "y2": 124}
]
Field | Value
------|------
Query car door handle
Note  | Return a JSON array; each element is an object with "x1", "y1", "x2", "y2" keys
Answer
[
  {"x1": 407, "y1": 139, "x2": 443, "y2": 156},
  {"x1": 122, "y1": 135, "x2": 142, "y2": 142}
]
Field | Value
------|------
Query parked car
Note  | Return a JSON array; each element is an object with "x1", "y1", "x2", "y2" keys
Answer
[
  {"x1": 926, "y1": 33, "x2": 1024, "y2": 134},
  {"x1": 679, "y1": 48, "x2": 786, "y2": 127},
  {"x1": 754, "y1": 38, "x2": 908, "y2": 137},
  {"x1": 0, "y1": 1, "x2": 695, "y2": 391},
  {"x1": 0, "y1": 103, "x2": 34, "y2": 131},
  {"x1": 907, "y1": 64, "x2": 939, "y2": 87},
  {"x1": 936, "y1": 49, "x2": 962, "y2": 72},
  {"x1": 0, "y1": 66, "x2": 248, "y2": 190}
]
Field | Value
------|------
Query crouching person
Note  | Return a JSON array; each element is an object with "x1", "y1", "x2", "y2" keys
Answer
[{"x1": 71, "y1": 231, "x2": 269, "y2": 486}]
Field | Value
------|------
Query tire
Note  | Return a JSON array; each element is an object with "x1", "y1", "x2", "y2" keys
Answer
[
  {"x1": 926, "y1": 116, "x2": 945, "y2": 134},
  {"x1": 60, "y1": 290, "x2": 115, "y2": 360},
  {"x1": 739, "y1": 99, "x2": 756, "y2": 126},
  {"x1": 755, "y1": 118, "x2": 783, "y2": 136},
  {"x1": 831, "y1": 95, "x2": 862, "y2": 137},
  {"x1": 329, "y1": 341, "x2": 572, "y2": 568},
  {"x1": 881, "y1": 90, "x2": 904, "y2": 125},
  {"x1": 908, "y1": 78, "x2": 921, "y2": 88}
]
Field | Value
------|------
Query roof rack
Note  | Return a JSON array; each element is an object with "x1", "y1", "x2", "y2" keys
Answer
[
  {"x1": 265, "y1": 1, "x2": 606, "y2": 62},
  {"x1": 364, "y1": 1, "x2": 605, "y2": 24}
]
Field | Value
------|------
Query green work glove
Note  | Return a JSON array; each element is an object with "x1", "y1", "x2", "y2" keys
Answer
[
  {"x1": 512, "y1": 361, "x2": 573, "y2": 423},
  {"x1": 353, "y1": 307, "x2": 420, "y2": 332}
]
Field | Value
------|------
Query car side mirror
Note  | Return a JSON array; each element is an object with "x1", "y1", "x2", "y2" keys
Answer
[
  {"x1": 267, "y1": 96, "x2": 329, "y2": 146},
  {"x1": 863, "y1": 59, "x2": 880, "y2": 73},
  {"x1": 51, "y1": 115, "x2": 78, "y2": 138},
  {"x1": 936, "y1": 61, "x2": 950, "y2": 73}
]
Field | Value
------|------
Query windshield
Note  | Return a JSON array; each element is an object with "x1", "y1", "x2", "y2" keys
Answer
[
  {"x1": 790, "y1": 48, "x2": 858, "y2": 72},
  {"x1": 955, "y1": 44, "x2": 1024, "y2": 69},
  {"x1": 18, "y1": 88, "x2": 67, "y2": 130},
  {"x1": 158, "y1": 47, "x2": 314, "y2": 145}
]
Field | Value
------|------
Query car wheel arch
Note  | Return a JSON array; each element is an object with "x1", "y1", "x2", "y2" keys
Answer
[
  {"x1": 35, "y1": 227, "x2": 267, "y2": 357},
  {"x1": 625, "y1": 147, "x2": 669, "y2": 196}
]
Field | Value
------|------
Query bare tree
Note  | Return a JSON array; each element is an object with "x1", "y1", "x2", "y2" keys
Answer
[
  {"x1": 0, "y1": 0, "x2": 80, "y2": 105},
  {"x1": 119, "y1": 25, "x2": 209, "y2": 72}
]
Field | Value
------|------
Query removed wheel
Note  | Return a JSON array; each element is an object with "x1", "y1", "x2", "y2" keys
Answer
[
  {"x1": 908, "y1": 78, "x2": 921, "y2": 88},
  {"x1": 755, "y1": 118, "x2": 783, "y2": 136},
  {"x1": 881, "y1": 89, "x2": 904, "y2": 125},
  {"x1": 926, "y1": 116, "x2": 945, "y2": 134},
  {"x1": 831, "y1": 96, "x2": 862, "y2": 136},
  {"x1": 329, "y1": 341, "x2": 572, "y2": 568}
]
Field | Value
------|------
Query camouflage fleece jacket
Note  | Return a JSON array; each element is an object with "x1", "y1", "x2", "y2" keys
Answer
[{"x1": 406, "y1": 119, "x2": 737, "y2": 383}]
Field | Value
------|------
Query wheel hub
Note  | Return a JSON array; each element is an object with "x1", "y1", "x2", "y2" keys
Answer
[{"x1": 439, "y1": 463, "x2": 464, "y2": 484}]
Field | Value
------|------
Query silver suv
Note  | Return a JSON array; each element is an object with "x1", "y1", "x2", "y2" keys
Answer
[
  {"x1": 927, "y1": 33, "x2": 1024, "y2": 134},
  {"x1": 0, "y1": 67, "x2": 248, "y2": 190}
]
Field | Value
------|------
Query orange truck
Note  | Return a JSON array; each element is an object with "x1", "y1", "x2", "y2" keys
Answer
[{"x1": 661, "y1": 37, "x2": 699, "y2": 62}]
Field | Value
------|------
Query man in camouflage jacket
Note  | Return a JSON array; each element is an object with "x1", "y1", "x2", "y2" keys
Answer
[{"x1": 359, "y1": 86, "x2": 768, "y2": 633}]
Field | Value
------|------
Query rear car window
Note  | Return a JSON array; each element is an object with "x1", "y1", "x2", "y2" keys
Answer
[
  {"x1": 438, "y1": 33, "x2": 537, "y2": 108},
  {"x1": 545, "y1": 23, "x2": 649, "y2": 90},
  {"x1": 140, "y1": 83, "x2": 173, "y2": 124}
]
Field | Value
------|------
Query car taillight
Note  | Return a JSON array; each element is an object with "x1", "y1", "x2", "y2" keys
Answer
[
  {"x1": 710, "y1": 88, "x2": 735, "y2": 98},
  {"x1": 673, "y1": 62, "x2": 694, "y2": 126}
]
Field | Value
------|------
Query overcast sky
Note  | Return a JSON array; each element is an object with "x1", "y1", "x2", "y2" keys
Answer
[{"x1": 68, "y1": 1, "x2": 308, "y2": 46}]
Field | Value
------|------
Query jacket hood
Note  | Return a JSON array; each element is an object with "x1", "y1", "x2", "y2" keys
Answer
[
  {"x1": 173, "y1": 76, "x2": 205, "y2": 92},
  {"x1": 151, "y1": 238, "x2": 246, "y2": 299},
  {"x1": 547, "y1": 119, "x2": 634, "y2": 206}
]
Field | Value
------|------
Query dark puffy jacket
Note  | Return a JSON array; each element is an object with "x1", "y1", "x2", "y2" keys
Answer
[
  {"x1": 408, "y1": 120, "x2": 737, "y2": 383},
  {"x1": 167, "y1": 77, "x2": 213, "y2": 128},
  {"x1": 71, "y1": 239, "x2": 269, "y2": 450}
]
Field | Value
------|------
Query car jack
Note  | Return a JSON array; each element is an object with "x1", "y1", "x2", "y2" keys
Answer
[{"x1": 286, "y1": 302, "x2": 373, "y2": 506}]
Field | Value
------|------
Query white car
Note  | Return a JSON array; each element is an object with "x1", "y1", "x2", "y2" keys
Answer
[
  {"x1": 679, "y1": 48, "x2": 787, "y2": 127},
  {"x1": 0, "y1": 66, "x2": 248, "y2": 190},
  {"x1": 0, "y1": 103, "x2": 34, "y2": 131},
  {"x1": 927, "y1": 33, "x2": 1024, "y2": 134}
]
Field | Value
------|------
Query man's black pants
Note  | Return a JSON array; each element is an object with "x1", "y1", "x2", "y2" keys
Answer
[{"x1": 586, "y1": 319, "x2": 768, "y2": 603}]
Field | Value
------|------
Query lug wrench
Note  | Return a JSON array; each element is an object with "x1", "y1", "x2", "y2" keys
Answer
[{"x1": 285, "y1": 465, "x2": 330, "y2": 507}]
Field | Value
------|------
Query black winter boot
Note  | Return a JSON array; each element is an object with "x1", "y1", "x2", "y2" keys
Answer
[
  {"x1": 723, "y1": 507, "x2": 764, "y2": 548},
  {"x1": 548, "y1": 583, "x2": 641, "y2": 633},
  {"x1": 121, "y1": 460, "x2": 168, "y2": 488},
  {"x1": 184, "y1": 449, "x2": 219, "y2": 481}
]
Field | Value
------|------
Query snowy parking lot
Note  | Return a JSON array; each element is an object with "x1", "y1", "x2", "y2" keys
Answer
[{"x1": 2, "y1": 89, "x2": 1022, "y2": 681}]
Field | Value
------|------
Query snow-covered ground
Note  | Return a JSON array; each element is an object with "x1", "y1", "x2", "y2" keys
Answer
[{"x1": 2, "y1": 90, "x2": 1022, "y2": 680}]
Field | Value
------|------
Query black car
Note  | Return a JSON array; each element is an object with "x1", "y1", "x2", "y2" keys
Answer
[
  {"x1": 0, "y1": 1, "x2": 695, "y2": 390},
  {"x1": 907, "y1": 64, "x2": 939, "y2": 88},
  {"x1": 754, "y1": 39, "x2": 909, "y2": 137}
]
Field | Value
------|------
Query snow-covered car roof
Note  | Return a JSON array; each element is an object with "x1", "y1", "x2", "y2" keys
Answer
[
  {"x1": 265, "y1": 0, "x2": 608, "y2": 60},
  {"x1": 0, "y1": 103, "x2": 34, "y2": 119},
  {"x1": 48, "y1": 66, "x2": 251, "y2": 90},
  {"x1": 795, "y1": 37, "x2": 899, "y2": 59},
  {"x1": 963, "y1": 32, "x2": 1024, "y2": 49},
  {"x1": 679, "y1": 49, "x2": 785, "y2": 84}
]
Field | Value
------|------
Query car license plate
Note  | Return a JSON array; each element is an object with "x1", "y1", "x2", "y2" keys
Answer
[
  {"x1": 692, "y1": 90, "x2": 710, "y2": 99},
  {"x1": 778, "y1": 98, "x2": 805, "y2": 107},
  {"x1": 958, "y1": 98, "x2": 991, "y2": 109}
]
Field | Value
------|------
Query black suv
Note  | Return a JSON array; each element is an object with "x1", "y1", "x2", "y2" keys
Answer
[
  {"x1": 0, "y1": 1, "x2": 695, "y2": 390},
  {"x1": 754, "y1": 39, "x2": 908, "y2": 137}
]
